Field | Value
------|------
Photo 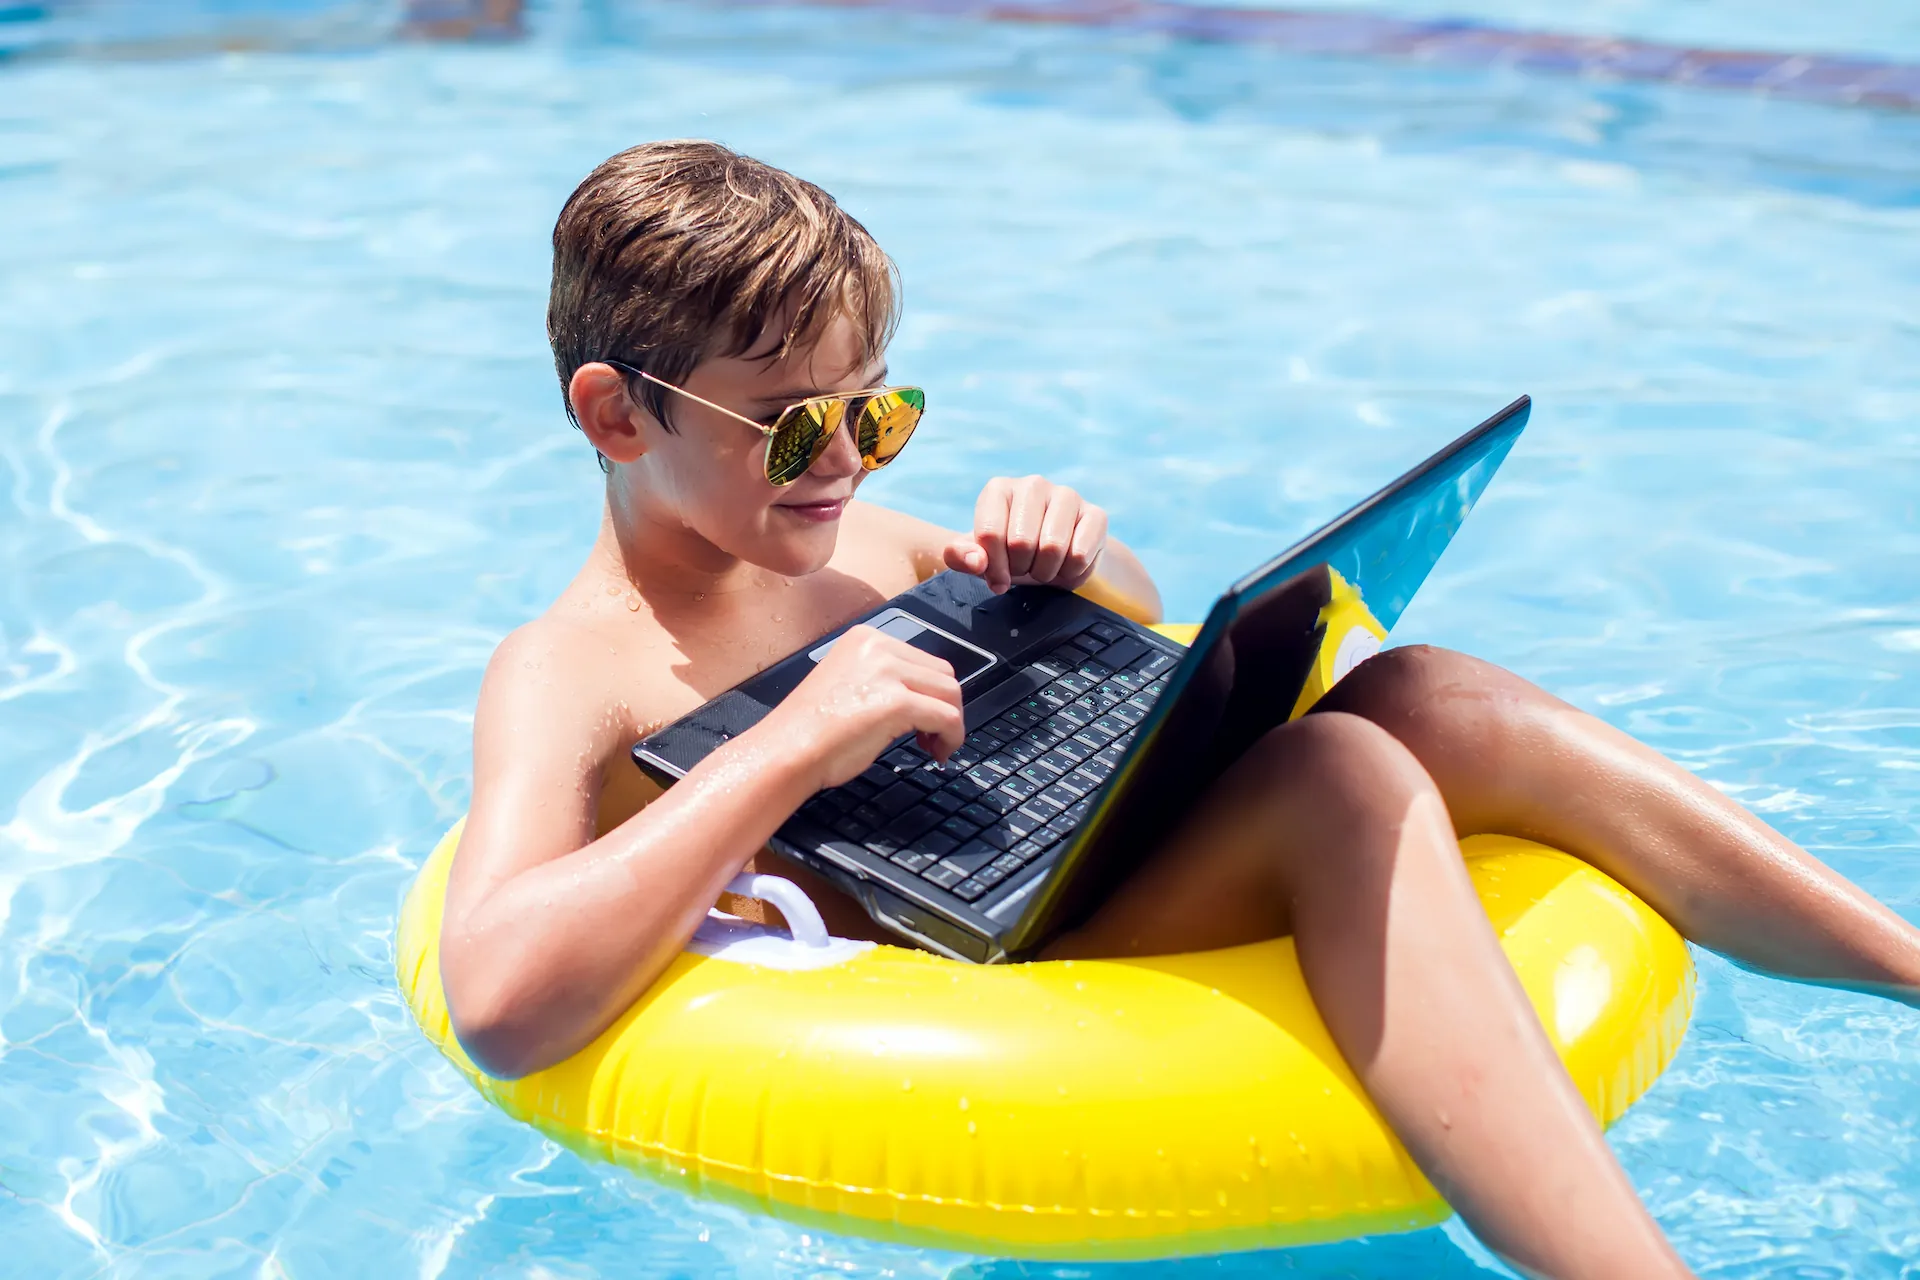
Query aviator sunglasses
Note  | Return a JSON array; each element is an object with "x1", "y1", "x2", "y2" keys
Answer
[{"x1": 604, "y1": 360, "x2": 926, "y2": 487}]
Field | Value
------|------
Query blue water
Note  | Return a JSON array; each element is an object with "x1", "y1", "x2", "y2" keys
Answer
[{"x1": 3, "y1": 1, "x2": 1919, "y2": 1276}]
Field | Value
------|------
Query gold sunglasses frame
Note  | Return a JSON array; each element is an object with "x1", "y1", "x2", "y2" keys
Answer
[{"x1": 601, "y1": 360, "x2": 924, "y2": 487}]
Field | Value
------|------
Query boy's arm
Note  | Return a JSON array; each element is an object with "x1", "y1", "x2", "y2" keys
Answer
[{"x1": 441, "y1": 621, "x2": 965, "y2": 1080}]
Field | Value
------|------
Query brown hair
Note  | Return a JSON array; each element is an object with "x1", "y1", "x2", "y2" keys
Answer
[{"x1": 547, "y1": 140, "x2": 899, "y2": 459}]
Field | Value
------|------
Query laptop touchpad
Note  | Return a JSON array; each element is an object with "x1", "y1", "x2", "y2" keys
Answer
[{"x1": 810, "y1": 609, "x2": 998, "y2": 684}]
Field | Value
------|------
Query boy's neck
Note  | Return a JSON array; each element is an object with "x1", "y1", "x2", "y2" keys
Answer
[{"x1": 597, "y1": 490, "x2": 780, "y2": 605}]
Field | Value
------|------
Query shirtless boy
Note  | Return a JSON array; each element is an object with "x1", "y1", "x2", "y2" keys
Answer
[{"x1": 441, "y1": 141, "x2": 1920, "y2": 1280}]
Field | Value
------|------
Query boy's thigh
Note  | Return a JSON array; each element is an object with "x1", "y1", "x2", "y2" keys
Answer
[{"x1": 1038, "y1": 730, "x2": 1311, "y2": 961}]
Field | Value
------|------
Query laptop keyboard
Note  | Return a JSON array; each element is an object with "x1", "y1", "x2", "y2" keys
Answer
[{"x1": 791, "y1": 621, "x2": 1178, "y2": 906}]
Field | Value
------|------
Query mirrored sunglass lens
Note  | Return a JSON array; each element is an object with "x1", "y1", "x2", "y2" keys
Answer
[
  {"x1": 855, "y1": 389, "x2": 924, "y2": 469},
  {"x1": 765, "y1": 400, "x2": 842, "y2": 485}
]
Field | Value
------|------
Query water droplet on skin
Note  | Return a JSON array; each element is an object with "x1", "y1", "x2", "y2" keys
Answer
[{"x1": 694, "y1": 592, "x2": 705, "y2": 601}]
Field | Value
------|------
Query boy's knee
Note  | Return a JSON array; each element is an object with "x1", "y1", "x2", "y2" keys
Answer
[
  {"x1": 1244, "y1": 711, "x2": 1435, "y2": 813},
  {"x1": 1317, "y1": 644, "x2": 1535, "y2": 749}
]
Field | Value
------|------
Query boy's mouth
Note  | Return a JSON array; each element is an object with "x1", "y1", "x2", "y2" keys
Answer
[{"x1": 774, "y1": 496, "x2": 848, "y2": 524}]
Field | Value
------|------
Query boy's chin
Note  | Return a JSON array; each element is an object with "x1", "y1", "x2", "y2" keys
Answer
[{"x1": 745, "y1": 524, "x2": 839, "y2": 578}]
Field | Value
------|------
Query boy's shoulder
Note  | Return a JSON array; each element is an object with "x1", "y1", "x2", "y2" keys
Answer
[{"x1": 477, "y1": 499, "x2": 959, "y2": 765}]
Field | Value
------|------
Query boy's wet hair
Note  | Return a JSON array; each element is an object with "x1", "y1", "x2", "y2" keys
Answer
[{"x1": 548, "y1": 140, "x2": 899, "y2": 466}]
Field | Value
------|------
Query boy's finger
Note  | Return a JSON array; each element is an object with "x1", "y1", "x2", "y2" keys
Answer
[
  {"x1": 1028, "y1": 486, "x2": 1081, "y2": 584},
  {"x1": 942, "y1": 536, "x2": 990, "y2": 576},
  {"x1": 1002, "y1": 476, "x2": 1048, "y2": 582},
  {"x1": 1059, "y1": 505, "x2": 1108, "y2": 588},
  {"x1": 910, "y1": 693, "x2": 966, "y2": 761},
  {"x1": 972, "y1": 480, "x2": 1014, "y2": 592}
]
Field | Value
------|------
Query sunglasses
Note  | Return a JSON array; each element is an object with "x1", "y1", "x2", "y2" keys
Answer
[{"x1": 604, "y1": 360, "x2": 926, "y2": 487}]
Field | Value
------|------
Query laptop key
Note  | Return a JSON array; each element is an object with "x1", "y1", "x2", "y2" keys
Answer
[
  {"x1": 1050, "y1": 772, "x2": 1090, "y2": 799},
  {"x1": 944, "y1": 772, "x2": 987, "y2": 799},
  {"x1": 1003, "y1": 737, "x2": 1044, "y2": 765},
  {"x1": 1038, "y1": 684, "x2": 1073, "y2": 708},
  {"x1": 864, "y1": 836, "x2": 901, "y2": 859},
  {"x1": 966, "y1": 765, "x2": 1005, "y2": 791},
  {"x1": 1038, "y1": 781, "x2": 1080, "y2": 810},
  {"x1": 873, "y1": 782, "x2": 924, "y2": 818},
  {"x1": 799, "y1": 794, "x2": 843, "y2": 822},
  {"x1": 885, "y1": 808, "x2": 943, "y2": 843},
  {"x1": 1091, "y1": 715, "x2": 1128, "y2": 739},
  {"x1": 975, "y1": 864, "x2": 1009, "y2": 889},
  {"x1": 1073, "y1": 726, "x2": 1113, "y2": 751},
  {"x1": 1094, "y1": 745, "x2": 1126, "y2": 771},
  {"x1": 991, "y1": 853, "x2": 1025, "y2": 874},
  {"x1": 1018, "y1": 761, "x2": 1059, "y2": 786},
  {"x1": 958, "y1": 802, "x2": 1000, "y2": 828},
  {"x1": 979, "y1": 825, "x2": 1017, "y2": 850},
  {"x1": 924, "y1": 862, "x2": 965, "y2": 889},
  {"x1": 1056, "y1": 672, "x2": 1094, "y2": 695},
  {"x1": 1052, "y1": 737, "x2": 1091, "y2": 763},
  {"x1": 882, "y1": 747, "x2": 925, "y2": 771},
  {"x1": 940, "y1": 814, "x2": 981, "y2": 843},
  {"x1": 1087, "y1": 621, "x2": 1126, "y2": 643},
  {"x1": 849, "y1": 803, "x2": 886, "y2": 828},
  {"x1": 1029, "y1": 790, "x2": 1066, "y2": 816},
  {"x1": 999, "y1": 775, "x2": 1039, "y2": 801},
  {"x1": 891, "y1": 850, "x2": 937, "y2": 873},
  {"x1": 1057, "y1": 703, "x2": 1094, "y2": 728},
  {"x1": 977, "y1": 788, "x2": 1020, "y2": 814},
  {"x1": 1111, "y1": 703, "x2": 1144, "y2": 726},
  {"x1": 1004, "y1": 808, "x2": 1047, "y2": 840},
  {"x1": 919, "y1": 830, "x2": 961, "y2": 860},
  {"x1": 952, "y1": 878, "x2": 988, "y2": 903},
  {"x1": 1141, "y1": 652, "x2": 1176, "y2": 676},
  {"x1": 943, "y1": 840, "x2": 1001, "y2": 875},
  {"x1": 1009, "y1": 838, "x2": 1046, "y2": 863},
  {"x1": 1095, "y1": 636, "x2": 1149, "y2": 671},
  {"x1": 1067, "y1": 630, "x2": 1104, "y2": 652},
  {"x1": 925, "y1": 788, "x2": 967, "y2": 815}
]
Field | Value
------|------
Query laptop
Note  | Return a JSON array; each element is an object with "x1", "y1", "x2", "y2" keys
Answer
[{"x1": 635, "y1": 395, "x2": 1531, "y2": 962}]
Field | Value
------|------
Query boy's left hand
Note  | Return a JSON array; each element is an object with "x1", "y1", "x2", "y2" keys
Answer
[{"x1": 944, "y1": 475, "x2": 1108, "y2": 595}]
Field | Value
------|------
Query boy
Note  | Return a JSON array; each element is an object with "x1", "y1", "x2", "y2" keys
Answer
[{"x1": 441, "y1": 141, "x2": 1920, "y2": 1280}]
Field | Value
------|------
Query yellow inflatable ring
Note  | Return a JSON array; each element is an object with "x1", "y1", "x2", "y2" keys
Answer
[{"x1": 397, "y1": 820, "x2": 1694, "y2": 1260}]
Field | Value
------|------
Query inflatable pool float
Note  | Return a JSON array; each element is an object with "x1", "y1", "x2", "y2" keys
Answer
[{"x1": 395, "y1": 622, "x2": 1695, "y2": 1260}]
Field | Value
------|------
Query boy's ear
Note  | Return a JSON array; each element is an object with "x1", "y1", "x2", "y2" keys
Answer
[{"x1": 569, "y1": 363, "x2": 651, "y2": 464}]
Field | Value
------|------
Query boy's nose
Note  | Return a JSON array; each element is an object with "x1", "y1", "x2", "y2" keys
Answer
[{"x1": 808, "y1": 415, "x2": 863, "y2": 480}]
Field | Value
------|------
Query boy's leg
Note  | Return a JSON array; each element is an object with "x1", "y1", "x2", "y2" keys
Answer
[
  {"x1": 1044, "y1": 713, "x2": 1693, "y2": 1280},
  {"x1": 1322, "y1": 646, "x2": 1920, "y2": 1002}
]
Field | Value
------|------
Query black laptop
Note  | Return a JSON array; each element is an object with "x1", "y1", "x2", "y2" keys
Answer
[{"x1": 635, "y1": 396, "x2": 1531, "y2": 962}]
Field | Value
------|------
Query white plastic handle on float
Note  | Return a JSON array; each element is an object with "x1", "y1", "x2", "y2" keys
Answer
[{"x1": 725, "y1": 874, "x2": 830, "y2": 949}]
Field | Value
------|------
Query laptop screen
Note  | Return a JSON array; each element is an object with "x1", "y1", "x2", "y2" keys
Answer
[{"x1": 1232, "y1": 397, "x2": 1530, "y2": 635}]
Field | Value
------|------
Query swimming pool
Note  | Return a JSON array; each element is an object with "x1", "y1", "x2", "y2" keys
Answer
[{"x1": 2, "y1": 0, "x2": 1917, "y2": 1275}]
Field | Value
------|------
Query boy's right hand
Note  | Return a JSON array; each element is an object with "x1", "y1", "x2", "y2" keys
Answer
[{"x1": 756, "y1": 625, "x2": 967, "y2": 792}]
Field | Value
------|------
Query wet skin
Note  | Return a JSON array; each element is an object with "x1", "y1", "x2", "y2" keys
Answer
[{"x1": 442, "y1": 315, "x2": 1920, "y2": 1280}]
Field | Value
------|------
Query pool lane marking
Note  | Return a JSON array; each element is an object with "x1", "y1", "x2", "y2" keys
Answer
[{"x1": 736, "y1": 0, "x2": 1920, "y2": 112}]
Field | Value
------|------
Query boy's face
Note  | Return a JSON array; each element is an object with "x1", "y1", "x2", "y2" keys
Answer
[{"x1": 631, "y1": 311, "x2": 887, "y2": 578}]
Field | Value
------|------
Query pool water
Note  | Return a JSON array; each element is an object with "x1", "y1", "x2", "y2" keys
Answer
[{"x1": 3, "y1": 1, "x2": 1918, "y2": 1275}]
